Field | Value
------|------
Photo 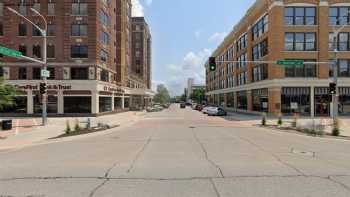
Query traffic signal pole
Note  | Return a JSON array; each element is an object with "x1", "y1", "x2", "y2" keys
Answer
[{"x1": 332, "y1": 35, "x2": 339, "y2": 123}]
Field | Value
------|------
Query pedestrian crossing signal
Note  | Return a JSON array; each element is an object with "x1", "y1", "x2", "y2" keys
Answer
[{"x1": 209, "y1": 57, "x2": 216, "y2": 71}]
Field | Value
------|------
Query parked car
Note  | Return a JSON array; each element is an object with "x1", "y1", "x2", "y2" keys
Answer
[
  {"x1": 162, "y1": 103, "x2": 170, "y2": 109},
  {"x1": 180, "y1": 103, "x2": 186, "y2": 108},
  {"x1": 153, "y1": 105, "x2": 164, "y2": 111},
  {"x1": 195, "y1": 104, "x2": 203, "y2": 111},
  {"x1": 202, "y1": 106, "x2": 215, "y2": 114},
  {"x1": 207, "y1": 107, "x2": 227, "y2": 116}
]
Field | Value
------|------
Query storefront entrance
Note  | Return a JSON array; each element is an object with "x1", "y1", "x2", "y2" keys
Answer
[
  {"x1": 315, "y1": 87, "x2": 330, "y2": 117},
  {"x1": 281, "y1": 87, "x2": 310, "y2": 115}
]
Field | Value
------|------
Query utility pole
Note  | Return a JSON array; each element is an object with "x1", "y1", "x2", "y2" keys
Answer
[
  {"x1": 8, "y1": 7, "x2": 48, "y2": 125},
  {"x1": 332, "y1": 35, "x2": 338, "y2": 124}
]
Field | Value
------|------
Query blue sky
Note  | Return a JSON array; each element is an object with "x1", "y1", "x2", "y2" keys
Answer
[{"x1": 132, "y1": 0, "x2": 256, "y2": 96}]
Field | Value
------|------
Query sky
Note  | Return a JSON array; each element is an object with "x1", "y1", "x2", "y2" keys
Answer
[{"x1": 132, "y1": 0, "x2": 256, "y2": 96}]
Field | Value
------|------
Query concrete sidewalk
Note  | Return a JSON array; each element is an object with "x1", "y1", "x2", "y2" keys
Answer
[
  {"x1": 226, "y1": 112, "x2": 350, "y2": 137},
  {"x1": 0, "y1": 111, "x2": 146, "y2": 151}
]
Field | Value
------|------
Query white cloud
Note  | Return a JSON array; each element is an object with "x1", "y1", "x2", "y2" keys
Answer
[
  {"x1": 208, "y1": 32, "x2": 227, "y2": 43},
  {"x1": 162, "y1": 48, "x2": 211, "y2": 96},
  {"x1": 145, "y1": 0, "x2": 153, "y2": 6},
  {"x1": 131, "y1": 0, "x2": 144, "y2": 17}
]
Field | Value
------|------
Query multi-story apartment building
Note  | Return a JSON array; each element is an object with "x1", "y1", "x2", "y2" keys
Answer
[
  {"x1": 131, "y1": 17, "x2": 152, "y2": 90},
  {"x1": 0, "y1": 0, "x2": 154, "y2": 116},
  {"x1": 206, "y1": 0, "x2": 350, "y2": 117}
]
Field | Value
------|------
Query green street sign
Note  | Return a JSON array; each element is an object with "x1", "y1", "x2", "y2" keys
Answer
[
  {"x1": 276, "y1": 60, "x2": 304, "y2": 67},
  {"x1": 0, "y1": 46, "x2": 22, "y2": 58}
]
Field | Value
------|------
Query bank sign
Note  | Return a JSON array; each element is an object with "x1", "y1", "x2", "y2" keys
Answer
[{"x1": 15, "y1": 84, "x2": 72, "y2": 90}]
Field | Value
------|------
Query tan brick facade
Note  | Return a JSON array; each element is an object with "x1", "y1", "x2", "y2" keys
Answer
[{"x1": 206, "y1": 0, "x2": 350, "y2": 117}]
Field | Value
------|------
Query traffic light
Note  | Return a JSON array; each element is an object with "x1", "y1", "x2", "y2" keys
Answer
[
  {"x1": 330, "y1": 82, "x2": 337, "y2": 95},
  {"x1": 209, "y1": 57, "x2": 216, "y2": 71},
  {"x1": 40, "y1": 83, "x2": 47, "y2": 95}
]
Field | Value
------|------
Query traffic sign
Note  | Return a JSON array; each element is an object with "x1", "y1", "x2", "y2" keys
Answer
[
  {"x1": 276, "y1": 60, "x2": 304, "y2": 67},
  {"x1": 0, "y1": 46, "x2": 22, "y2": 58},
  {"x1": 41, "y1": 69, "x2": 50, "y2": 78}
]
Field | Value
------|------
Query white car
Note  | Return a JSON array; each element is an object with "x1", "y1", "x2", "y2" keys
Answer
[
  {"x1": 207, "y1": 107, "x2": 227, "y2": 116},
  {"x1": 202, "y1": 106, "x2": 215, "y2": 114}
]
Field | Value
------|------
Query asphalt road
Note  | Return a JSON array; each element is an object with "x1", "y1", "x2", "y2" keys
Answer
[{"x1": 1, "y1": 105, "x2": 350, "y2": 196}]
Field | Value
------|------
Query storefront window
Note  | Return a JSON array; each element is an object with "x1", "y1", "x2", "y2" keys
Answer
[
  {"x1": 114, "y1": 97, "x2": 122, "y2": 109},
  {"x1": 64, "y1": 97, "x2": 91, "y2": 113},
  {"x1": 339, "y1": 87, "x2": 350, "y2": 115},
  {"x1": 226, "y1": 92, "x2": 235, "y2": 108},
  {"x1": 47, "y1": 95, "x2": 57, "y2": 114},
  {"x1": 237, "y1": 91, "x2": 247, "y2": 110},
  {"x1": 252, "y1": 89, "x2": 268, "y2": 112},
  {"x1": 124, "y1": 97, "x2": 130, "y2": 108},
  {"x1": 99, "y1": 97, "x2": 112, "y2": 112},
  {"x1": 281, "y1": 87, "x2": 310, "y2": 115},
  {"x1": 219, "y1": 94, "x2": 225, "y2": 107}
]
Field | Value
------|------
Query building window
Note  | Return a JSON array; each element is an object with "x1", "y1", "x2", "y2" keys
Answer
[
  {"x1": 18, "y1": 67, "x2": 27, "y2": 80},
  {"x1": 282, "y1": 87, "x2": 311, "y2": 115},
  {"x1": 236, "y1": 34, "x2": 248, "y2": 52},
  {"x1": 100, "y1": 70, "x2": 109, "y2": 82},
  {"x1": 47, "y1": 67, "x2": 55, "y2": 80},
  {"x1": 285, "y1": 7, "x2": 316, "y2": 25},
  {"x1": 237, "y1": 91, "x2": 247, "y2": 110},
  {"x1": 99, "y1": 10, "x2": 110, "y2": 27},
  {"x1": 47, "y1": 44, "x2": 55, "y2": 58},
  {"x1": 285, "y1": 60, "x2": 316, "y2": 78},
  {"x1": 18, "y1": 23, "x2": 27, "y2": 36},
  {"x1": 100, "y1": 50, "x2": 108, "y2": 62},
  {"x1": 252, "y1": 64, "x2": 268, "y2": 82},
  {"x1": 329, "y1": 7, "x2": 350, "y2": 26},
  {"x1": 32, "y1": 2, "x2": 41, "y2": 14},
  {"x1": 99, "y1": 97, "x2": 112, "y2": 112},
  {"x1": 32, "y1": 67, "x2": 41, "y2": 80},
  {"x1": 0, "y1": 23, "x2": 3, "y2": 36},
  {"x1": 19, "y1": 45, "x2": 27, "y2": 56},
  {"x1": 285, "y1": 32, "x2": 316, "y2": 51},
  {"x1": 252, "y1": 89, "x2": 268, "y2": 112},
  {"x1": 100, "y1": 31, "x2": 109, "y2": 44},
  {"x1": 47, "y1": 24, "x2": 55, "y2": 36},
  {"x1": 237, "y1": 53, "x2": 247, "y2": 70},
  {"x1": 252, "y1": 39, "x2": 268, "y2": 61},
  {"x1": 329, "y1": 32, "x2": 350, "y2": 51},
  {"x1": 33, "y1": 45, "x2": 41, "y2": 58},
  {"x1": 237, "y1": 72, "x2": 247, "y2": 86},
  {"x1": 19, "y1": 1, "x2": 27, "y2": 16},
  {"x1": 72, "y1": 2, "x2": 88, "y2": 15},
  {"x1": 252, "y1": 14, "x2": 268, "y2": 40},
  {"x1": 0, "y1": 2, "x2": 3, "y2": 16},
  {"x1": 32, "y1": 24, "x2": 42, "y2": 36},
  {"x1": 71, "y1": 67, "x2": 88, "y2": 80},
  {"x1": 48, "y1": 3, "x2": 55, "y2": 15},
  {"x1": 71, "y1": 45, "x2": 88, "y2": 58},
  {"x1": 71, "y1": 24, "x2": 87, "y2": 36},
  {"x1": 330, "y1": 60, "x2": 350, "y2": 77},
  {"x1": 64, "y1": 97, "x2": 91, "y2": 114}
]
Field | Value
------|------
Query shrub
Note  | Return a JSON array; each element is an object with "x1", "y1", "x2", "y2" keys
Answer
[
  {"x1": 74, "y1": 119, "x2": 81, "y2": 132},
  {"x1": 261, "y1": 113, "x2": 267, "y2": 126},
  {"x1": 65, "y1": 120, "x2": 71, "y2": 134},
  {"x1": 332, "y1": 128, "x2": 340, "y2": 136},
  {"x1": 277, "y1": 113, "x2": 283, "y2": 126},
  {"x1": 332, "y1": 118, "x2": 341, "y2": 136},
  {"x1": 292, "y1": 113, "x2": 299, "y2": 128}
]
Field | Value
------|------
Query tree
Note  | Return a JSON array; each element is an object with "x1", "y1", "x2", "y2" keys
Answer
[
  {"x1": 0, "y1": 78, "x2": 18, "y2": 111},
  {"x1": 153, "y1": 84, "x2": 171, "y2": 104},
  {"x1": 190, "y1": 88, "x2": 205, "y2": 103}
]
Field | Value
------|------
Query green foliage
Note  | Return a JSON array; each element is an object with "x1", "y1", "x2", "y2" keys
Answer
[
  {"x1": 0, "y1": 78, "x2": 18, "y2": 111},
  {"x1": 332, "y1": 128, "x2": 340, "y2": 136},
  {"x1": 332, "y1": 118, "x2": 341, "y2": 136},
  {"x1": 74, "y1": 119, "x2": 81, "y2": 132},
  {"x1": 277, "y1": 114, "x2": 283, "y2": 126},
  {"x1": 261, "y1": 113, "x2": 267, "y2": 126},
  {"x1": 65, "y1": 120, "x2": 71, "y2": 134},
  {"x1": 190, "y1": 88, "x2": 205, "y2": 103},
  {"x1": 153, "y1": 84, "x2": 171, "y2": 104},
  {"x1": 180, "y1": 94, "x2": 186, "y2": 102}
]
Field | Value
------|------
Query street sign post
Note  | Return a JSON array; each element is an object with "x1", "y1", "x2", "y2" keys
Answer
[
  {"x1": 0, "y1": 46, "x2": 22, "y2": 58},
  {"x1": 41, "y1": 69, "x2": 50, "y2": 78},
  {"x1": 276, "y1": 60, "x2": 304, "y2": 67}
]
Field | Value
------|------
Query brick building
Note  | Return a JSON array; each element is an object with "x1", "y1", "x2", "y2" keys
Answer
[
  {"x1": 206, "y1": 0, "x2": 350, "y2": 117},
  {"x1": 0, "y1": 0, "x2": 154, "y2": 116}
]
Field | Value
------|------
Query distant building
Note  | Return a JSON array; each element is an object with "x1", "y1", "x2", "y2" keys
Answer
[{"x1": 186, "y1": 78, "x2": 205, "y2": 102}]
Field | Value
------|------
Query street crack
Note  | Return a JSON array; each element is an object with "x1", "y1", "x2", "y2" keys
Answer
[
  {"x1": 210, "y1": 179, "x2": 222, "y2": 197},
  {"x1": 126, "y1": 137, "x2": 152, "y2": 173},
  {"x1": 104, "y1": 162, "x2": 118, "y2": 178},
  {"x1": 192, "y1": 128, "x2": 224, "y2": 178},
  {"x1": 88, "y1": 179, "x2": 109, "y2": 197}
]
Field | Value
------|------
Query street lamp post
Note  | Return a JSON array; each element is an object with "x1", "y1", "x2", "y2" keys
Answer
[{"x1": 7, "y1": 7, "x2": 48, "y2": 126}]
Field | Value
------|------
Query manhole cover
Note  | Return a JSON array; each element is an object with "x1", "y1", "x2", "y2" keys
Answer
[
  {"x1": 189, "y1": 126, "x2": 196, "y2": 129},
  {"x1": 291, "y1": 148, "x2": 316, "y2": 157}
]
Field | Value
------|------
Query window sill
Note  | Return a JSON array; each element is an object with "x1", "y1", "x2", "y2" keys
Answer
[
  {"x1": 284, "y1": 25, "x2": 318, "y2": 27},
  {"x1": 70, "y1": 15, "x2": 89, "y2": 17},
  {"x1": 283, "y1": 50, "x2": 319, "y2": 52}
]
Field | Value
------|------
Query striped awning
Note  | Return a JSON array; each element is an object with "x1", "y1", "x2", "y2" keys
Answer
[{"x1": 282, "y1": 87, "x2": 310, "y2": 96}]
